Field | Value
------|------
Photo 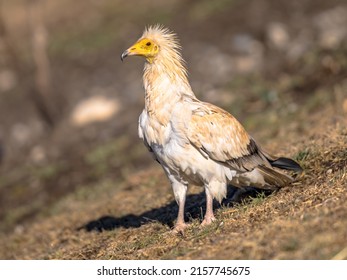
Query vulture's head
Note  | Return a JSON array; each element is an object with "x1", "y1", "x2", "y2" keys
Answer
[{"x1": 121, "y1": 25, "x2": 182, "y2": 64}]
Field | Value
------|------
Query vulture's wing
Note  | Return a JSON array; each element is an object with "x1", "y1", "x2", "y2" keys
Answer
[{"x1": 185, "y1": 101, "x2": 295, "y2": 187}]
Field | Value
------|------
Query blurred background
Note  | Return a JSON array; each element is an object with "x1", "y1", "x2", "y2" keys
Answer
[{"x1": 0, "y1": 0, "x2": 346, "y2": 234}]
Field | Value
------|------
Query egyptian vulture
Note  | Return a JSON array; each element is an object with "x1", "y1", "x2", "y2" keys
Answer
[{"x1": 121, "y1": 25, "x2": 302, "y2": 233}]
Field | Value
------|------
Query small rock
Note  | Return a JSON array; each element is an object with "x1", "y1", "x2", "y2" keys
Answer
[
  {"x1": 286, "y1": 29, "x2": 313, "y2": 61},
  {"x1": 70, "y1": 95, "x2": 120, "y2": 127},
  {"x1": 191, "y1": 43, "x2": 234, "y2": 84},
  {"x1": 30, "y1": 145, "x2": 46, "y2": 163},
  {"x1": 11, "y1": 123, "x2": 31, "y2": 145},
  {"x1": 0, "y1": 70, "x2": 17, "y2": 92},
  {"x1": 314, "y1": 6, "x2": 347, "y2": 49},
  {"x1": 230, "y1": 34, "x2": 264, "y2": 73},
  {"x1": 14, "y1": 225, "x2": 24, "y2": 234},
  {"x1": 267, "y1": 22, "x2": 290, "y2": 50},
  {"x1": 231, "y1": 33, "x2": 263, "y2": 55},
  {"x1": 342, "y1": 99, "x2": 347, "y2": 113}
]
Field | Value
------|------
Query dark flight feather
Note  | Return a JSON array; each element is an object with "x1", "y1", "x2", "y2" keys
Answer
[{"x1": 269, "y1": 157, "x2": 303, "y2": 173}]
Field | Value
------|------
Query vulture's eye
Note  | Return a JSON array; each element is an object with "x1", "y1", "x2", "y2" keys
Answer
[{"x1": 146, "y1": 42, "x2": 152, "y2": 46}]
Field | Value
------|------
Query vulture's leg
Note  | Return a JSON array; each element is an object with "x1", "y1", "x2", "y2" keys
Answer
[
  {"x1": 201, "y1": 187, "x2": 216, "y2": 226},
  {"x1": 169, "y1": 176, "x2": 188, "y2": 233}
]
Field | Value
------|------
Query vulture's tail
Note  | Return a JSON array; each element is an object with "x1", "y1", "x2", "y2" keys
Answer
[
  {"x1": 268, "y1": 157, "x2": 303, "y2": 173},
  {"x1": 255, "y1": 150, "x2": 303, "y2": 189},
  {"x1": 259, "y1": 148, "x2": 303, "y2": 173}
]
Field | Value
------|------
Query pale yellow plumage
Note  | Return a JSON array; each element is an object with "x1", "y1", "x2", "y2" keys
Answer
[{"x1": 121, "y1": 25, "x2": 302, "y2": 233}]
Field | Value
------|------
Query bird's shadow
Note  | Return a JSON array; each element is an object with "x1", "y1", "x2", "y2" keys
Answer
[{"x1": 79, "y1": 186, "x2": 271, "y2": 232}]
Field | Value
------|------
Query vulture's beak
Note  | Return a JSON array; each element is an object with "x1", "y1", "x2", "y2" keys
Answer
[{"x1": 120, "y1": 49, "x2": 129, "y2": 62}]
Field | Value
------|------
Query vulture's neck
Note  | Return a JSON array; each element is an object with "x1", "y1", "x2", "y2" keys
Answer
[{"x1": 143, "y1": 49, "x2": 195, "y2": 124}]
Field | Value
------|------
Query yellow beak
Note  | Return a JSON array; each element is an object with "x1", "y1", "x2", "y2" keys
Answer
[{"x1": 120, "y1": 41, "x2": 141, "y2": 62}]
